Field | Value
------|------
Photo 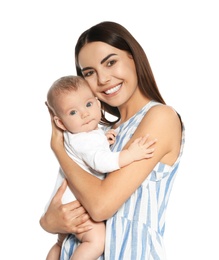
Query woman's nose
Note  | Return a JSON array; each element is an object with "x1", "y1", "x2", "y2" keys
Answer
[{"x1": 97, "y1": 71, "x2": 110, "y2": 85}]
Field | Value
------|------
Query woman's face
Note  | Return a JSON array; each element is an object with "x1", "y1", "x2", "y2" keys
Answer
[{"x1": 78, "y1": 41, "x2": 139, "y2": 108}]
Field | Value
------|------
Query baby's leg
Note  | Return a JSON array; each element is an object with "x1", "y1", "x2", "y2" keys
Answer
[
  {"x1": 70, "y1": 220, "x2": 105, "y2": 260},
  {"x1": 46, "y1": 234, "x2": 67, "y2": 260},
  {"x1": 46, "y1": 243, "x2": 61, "y2": 260}
]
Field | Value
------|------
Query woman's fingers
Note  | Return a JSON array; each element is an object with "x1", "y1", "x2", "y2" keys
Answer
[{"x1": 52, "y1": 179, "x2": 68, "y2": 204}]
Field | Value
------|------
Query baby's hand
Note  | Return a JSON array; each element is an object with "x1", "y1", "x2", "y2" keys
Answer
[
  {"x1": 105, "y1": 129, "x2": 117, "y2": 145},
  {"x1": 128, "y1": 135, "x2": 157, "y2": 160}
]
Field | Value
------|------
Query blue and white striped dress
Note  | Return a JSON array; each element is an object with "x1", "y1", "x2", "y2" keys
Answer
[{"x1": 60, "y1": 101, "x2": 185, "y2": 260}]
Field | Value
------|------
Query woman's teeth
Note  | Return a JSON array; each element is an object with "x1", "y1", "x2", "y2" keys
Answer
[{"x1": 105, "y1": 84, "x2": 121, "y2": 95}]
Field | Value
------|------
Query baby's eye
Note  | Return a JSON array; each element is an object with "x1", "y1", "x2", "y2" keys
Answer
[
  {"x1": 86, "y1": 102, "x2": 93, "y2": 108},
  {"x1": 70, "y1": 110, "x2": 77, "y2": 115}
]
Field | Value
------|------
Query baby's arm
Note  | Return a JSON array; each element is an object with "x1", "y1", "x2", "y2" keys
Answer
[{"x1": 119, "y1": 135, "x2": 156, "y2": 168}]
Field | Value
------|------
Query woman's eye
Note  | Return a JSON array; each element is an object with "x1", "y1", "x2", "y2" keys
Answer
[
  {"x1": 86, "y1": 102, "x2": 93, "y2": 108},
  {"x1": 107, "y1": 60, "x2": 116, "y2": 67},
  {"x1": 83, "y1": 70, "x2": 94, "y2": 78},
  {"x1": 70, "y1": 110, "x2": 77, "y2": 115}
]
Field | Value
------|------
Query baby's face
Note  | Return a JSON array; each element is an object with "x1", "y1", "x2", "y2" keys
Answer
[{"x1": 57, "y1": 85, "x2": 101, "y2": 133}]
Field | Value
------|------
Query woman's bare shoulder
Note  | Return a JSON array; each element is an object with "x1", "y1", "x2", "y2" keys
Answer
[
  {"x1": 139, "y1": 104, "x2": 181, "y2": 133},
  {"x1": 147, "y1": 104, "x2": 180, "y2": 120}
]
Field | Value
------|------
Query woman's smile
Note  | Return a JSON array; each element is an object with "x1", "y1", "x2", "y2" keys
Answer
[{"x1": 104, "y1": 84, "x2": 122, "y2": 95}]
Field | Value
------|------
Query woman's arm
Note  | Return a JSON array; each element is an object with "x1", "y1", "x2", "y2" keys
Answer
[{"x1": 50, "y1": 105, "x2": 182, "y2": 221}]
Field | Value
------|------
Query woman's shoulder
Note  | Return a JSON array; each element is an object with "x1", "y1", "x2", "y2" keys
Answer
[
  {"x1": 146, "y1": 103, "x2": 181, "y2": 123},
  {"x1": 139, "y1": 103, "x2": 183, "y2": 143}
]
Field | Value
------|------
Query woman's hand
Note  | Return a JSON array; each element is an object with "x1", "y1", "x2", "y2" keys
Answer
[
  {"x1": 40, "y1": 179, "x2": 93, "y2": 235},
  {"x1": 45, "y1": 101, "x2": 64, "y2": 153}
]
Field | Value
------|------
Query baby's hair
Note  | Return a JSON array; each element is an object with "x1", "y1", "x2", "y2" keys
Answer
[{"x1": 47, "y1": 75, "x2": 88, "y2": 114}]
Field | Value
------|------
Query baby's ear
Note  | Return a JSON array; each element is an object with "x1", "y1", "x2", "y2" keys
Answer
[{"x1": 54, "y1": 116, "x2": 67, "y2": 131}]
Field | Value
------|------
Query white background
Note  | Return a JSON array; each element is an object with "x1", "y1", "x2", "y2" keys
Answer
[{"x1": 1, "y1": 0, "x2": 218, "y2": 259}]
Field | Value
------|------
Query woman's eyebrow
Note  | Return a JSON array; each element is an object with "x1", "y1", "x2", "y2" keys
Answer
[
  {"x1": 100, "y1": 53, "x2": 117, "y2": 64},
  {"x1": 81, "y1": 53, "x2": 118, "y2": 72},
  {"x1": 81, "y1": 66, "x2": 92, "y2": 72}
]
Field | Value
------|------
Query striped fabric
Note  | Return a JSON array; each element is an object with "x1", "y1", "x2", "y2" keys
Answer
[{"x1": 60, "y1": 101, "x2": 185, "y2": 260}]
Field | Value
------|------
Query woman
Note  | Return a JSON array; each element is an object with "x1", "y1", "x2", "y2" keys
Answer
[{"x1": 40, "y1": 21, "x2": 185, "y2": 259}]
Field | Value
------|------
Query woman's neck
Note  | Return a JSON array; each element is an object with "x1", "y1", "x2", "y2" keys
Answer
[{"x1": 116, "y1": 95, "x2": 151, "y2": 128}]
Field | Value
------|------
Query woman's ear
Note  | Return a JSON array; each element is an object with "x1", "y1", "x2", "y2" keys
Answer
[{"x1": 53, "y1": 116, "x2": 67, "y2": 131}]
